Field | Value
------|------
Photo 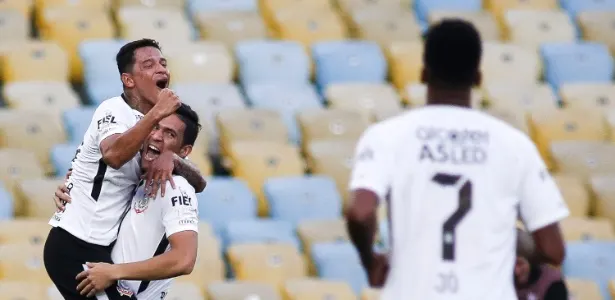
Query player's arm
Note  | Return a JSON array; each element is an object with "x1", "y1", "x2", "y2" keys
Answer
[
  {"x1": 173, "y1": 154, "x2": 206, "y2": 192},
  {"x1": 518, "y1": 142, "x2": 569, "y2": 266}
]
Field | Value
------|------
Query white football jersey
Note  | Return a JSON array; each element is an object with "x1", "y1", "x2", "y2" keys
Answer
[
  {"x1": 111, "y1": 176, "x2": 199, "y2": 299},
  {"x1": 49, "y1": 96, "x2": 144, "y2": 246},
  {"x1": 349, "y1": 105, "x2": 569, "y2": 300}
]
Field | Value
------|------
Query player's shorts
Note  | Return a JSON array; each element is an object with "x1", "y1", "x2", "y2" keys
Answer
[{"x1": 43, "y1": 227, "x2": 137, "y2": 300}]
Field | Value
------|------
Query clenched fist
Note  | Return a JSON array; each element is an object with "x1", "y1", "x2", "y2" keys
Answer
[{"x1": 152, "y1": 88, "x2": 181, "y2": 120}]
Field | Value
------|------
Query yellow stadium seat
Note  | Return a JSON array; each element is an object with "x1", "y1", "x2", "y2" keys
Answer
[
  {"x1": 117, "y1": 7, "x2": 193, "y2": 46},
  {"x1": 578, "y1": 11, "x2": 615, "y2": 55},
  {"x1": 338, "y1": 0, "x2": 412, "y2": 14},
  {"x1": 227, "y1": 141, "x2": 304, "y2": 215},
  {"x1": 484, "y1": 0, "x2": 558, "y2": 21},
  {"x1": 0, "y1": 281, "x2": 48, "y2": 300},
  {"x1": 528, "y1": 108, "x2": 607, "y2": 168},
  {"x1": 386, "y1": 41, "x2": 422, "y2": 90},
  {"x1": 607, "y1": 111, "x2": 615, "y2": 142},
  {"x1": 165, "y1": 41, "x2": 234, "y2": 84},
  {"x1": 260, "y1": 0, "x2": 331, "y2": 28},
  {"x1": 481, "y1": 42, "x2": 542, "y2": 86},
  {"x1": 217, "y1": 109, "x2": 289, "y2": 158},
  {"x1": 361, "y1": 288, "x2": 381, "y2": 300},
  {"x1": 351, "y1": 8, "x2": 421, "y2": 47},
  {"x1": 550, "y1": 141, "x2": 615, "y2": 179},
  {"x1": 2, "y1": 81, "x2": 80, "y2": 112},
  {"x1": 0, "y1": 149, "x2": 45, "y2": 215},
  {"x1": 297, "y1": 109, "x2": 369, "y2": 151},
  {"x1": 1, "y1": 41, "x2": 68, "y2": 83},
  {"x1": 589, "y1": 175, "x2": 615, "y2": 226},
  {"x1": 35, "y1": 0, "x2": 109, "y2": 10},
  {"x1": 560, "y1": 83, "x2": 615, "y2": 112},
  {"x1": 0, "y1": 10, "x2": 28, "y2": 42},
  {"x1": 504, "y1": 10, "x2": 576, "y2": 49},
  {"x1": 196, "y1": 11, "x2": 269, "y2": 47},
  {"x1": 115, "y1": 0, "x2": 183, "y2": 9},
  {"x1": 325, "y1": 82, "x2": 403, "y2": 123},
  {"x1": 552, "y1": 174, "x2": 590, "y2": 217},
  {"x1": 0, "y1": 244, "x2": 50, "y2": 284},
  {"x1": 0, "y1": 219, "x2": 49, "y2": 245},
  {"x1": 481, "y1": 106, "x2": 530, "y2": 134},
  {"x1": 15, "y1": 178, "x2": 63, "y2": 219},
  {"x1": 0, "y1": 0, "x2": 33, "y2": 19},
  {"x1": 297, "y1": 219, "x2": 349, "y2": 274},
  {"x1": 177, "y1": 233, "x2": 225, "y2": 291},
  {"x1": 227, "y1": 243, "x2": 307, "y2": 288},
  {"x1": 305, "y1": 140, "x2": 355, "y2": 205},
  {"x1": 560, "y1": 217, "x2": 615, "y2": 242},
  {"x1": 207, "y1": 281, "x2": 282, "y2": 300},
  {"x1": 284, "y1": 278, "x2": 356, "y2": 300},
  {"x1": 187, "y1": 148, "x2": 213, "y2": 177},
  {"x1": 275, "y1": 11, "x2": 347, "y2": 47},
  {"x1": 566, "y1": 279, "x2": 604, "y2": 300},
  {"x1": 0, "y1": 109, "x2": 67, "y2": 175},
  {"x1": 428, "y1": 11, "x2": 501, "y2": 41},
  {"x1": 165, "y1": 282, "x2": 205, "y2": 299},
  {"x1": 405, "y1": 83, "x2": 484, "y2": 108},
  {"x1": 483, "y1": 83, "x2": 557, "y2": 112},
  {"x1": 611, "y1": 280, "x2": 615, "y2": 300}
]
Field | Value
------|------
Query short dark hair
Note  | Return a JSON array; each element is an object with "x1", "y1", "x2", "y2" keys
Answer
[
  {"x1": 175, "y1": 103, "x2": 201, "y2": 146},
  {"x1": 116, "y1": 38, "x2": 161, "y2": 74},
  {"x1": 424, "y1": 19, "x2": 482, "y2": 88}
]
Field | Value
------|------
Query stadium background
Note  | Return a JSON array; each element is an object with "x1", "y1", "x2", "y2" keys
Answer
[{"x1": 0, "y1": 0, "x2": 615, "y2": 299}]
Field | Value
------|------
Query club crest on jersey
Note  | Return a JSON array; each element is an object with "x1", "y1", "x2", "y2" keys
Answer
[
  {"x1": 134, "y1": 195, "x2": 152, "y2": 214},
  {"x1": 116, "y1": 280, "x2": 134, "y2": 297}
]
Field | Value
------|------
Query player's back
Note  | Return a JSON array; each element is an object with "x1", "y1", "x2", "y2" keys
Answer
[{"x1": 379, "y1": 105, "x2": 532, "y2": 300}]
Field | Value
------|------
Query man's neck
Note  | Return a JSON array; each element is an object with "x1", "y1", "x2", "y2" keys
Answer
[
  {"x1": 426, "y1": 86, "x2": 472, "y2": 108},
  {"x1": 122, "y1": 90, "x2": 153, "y2": 114}
]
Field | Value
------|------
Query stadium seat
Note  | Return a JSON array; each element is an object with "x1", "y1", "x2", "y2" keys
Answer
[
  {"x1": 484, "y1": 0, "x2": 558, "y2": 22},
  {"x1": 325, "y1": 82, "x2": 402, "y2": 122},
  {"x1": 0, "y1": 244, "x2": 50, "y2": 284},
  {"x1": 263, "y1": 175, "x2": 342, "y2": 225},
  {"x1": 188, "y1": 0, "x2": 258, "y2": 12},
  {"x1": 217, "y1": 109, "x2": 290, "y2": 157},
  {"x1": 164, "y1": 282, "x2": 204, "y2": 299},
  {"x1": 564, "y1": 241, "x2": 615, "y2": 299},
  {"x1": 79, "y1": 39, "x2": 125, "y2": 104},
  {"x1": 337, "y1": 0, "x2": 412, "y2": 13},
  {"x1": 116, "y1": 0, "x2": 183, "y2": 9},
  {"x1": 561, "y1": 217, "x2": 615, "y2": 242},
  {"x1": 312, "y1": 41, "x2": 387, "y2": 90},
  {"x1": 1, "y1": 41, "x2": 69, "y2": 83},
  {"x1": 0, "y1": 0, "x2": 32, "y2": 19},
  {"x1": 224, "y1": 219, "x2": 300, "y2": 249},
  {"x1": 284, "y1": 278, "x2": 356, "y2": 300},
  {"x1": 0, "y1": 149, "x2": 45, "y2": 215},
  {"x1": 0, "y1": 183, "x2": 12, "y2": 220},
  {"x1": 541, "y1": 42, "x2": 614, "y2": 90},
  {"x1": 405, "y1": 83, "x2": 483, "y2": 108},
  {"x1": 311, "y1": 242, "x2": 369, "y2": 294},
  {"x1": 207, "y1": 281, "x2": 282, "y2": 300},
  {"x1": 578, "y1": 11, "x2": 615, "y2": 55},
  {"x1": 361, "y1": 288, "x2": 382, "y2": 300},
  {"x1": 0, "y1": 109, "x2": 67, "y2": 175},
  {"x1": 16, "y1": 178, "x2": 63, "y2": 219},
  {"x1": 63, "y1": 106, "x2": 96, "y2": 143},
  {"x1": 196, "y1": 177, "x2": 257, "y2": 235},
  {"x1": 2, "y1": 81, "x2": 80, "y2": 114},
  {"x1": 560, "y1": 0, "x2": 615, "y2": 18},
  {"x1": 36, "y1": 6, "x2": 103, "y2": 32},
  {"x1": 265, "y1": 2, "x2": 333, "y2": 31},
  {"x1": 560, "y1": 83, "x2": 615, "y2": 112},
  {"x1": 566, "y1": 279, "x2": 605, "y2": 300},
  {"x1": 428, "y1": 11, "x2": 500, "y2": 41},
  {"x1": 273, "y1": 10, "x2": 347, "y2": 47},
  {"x1": 414, "y1": 0, "x2": 482, "y2": 23},
  {"x1": 551, "y1": 141, "x2": 615, "y2": 179},
  {"x1": 483, "y1": 83, "x2": 557, "y2": 112},
  {"x1": 235, "y1": 40, "x2": 311, "y2": 85},
  {"x1": 385, "y1": 41, "x2": 423, "y2": 90},
  {"x1": 504, "y1": 11, "x2": 576, "y2": 50},
  {"x1": 117, "y1": 7, "x2": 193, "y2": 46},
  {"x1": 350, "y1": 8, "x2": 421, "y2": 47},
  {"x1": 552, "y1": 174, "x2": 590, "y2": 217},
  {"x1": 297, "y1": 219, "x2": 349, "y2": 273},
  {"x1": 195, "y1": 11, "x2": 269, "y2": 47},
  {"x1": 188, "y1": 147, "x2": 213, "y2": 177},
  {"x1": 176, "y1": 234, "x2": 225, "y2": 291},
  {"x1": 0, "y1": 281, "x2": 48, "y2": 300},
  {"x1": 297, "y1": 109, "x2": 369, "y2": 150},
  {"x1": 0, "y1": 219, "x2": 49, "y2": 245},
  {"x1": 528, "y1": 108, "x2": 608, "y2": 168},
  {"x1": 589, "y1": 176, "x2": 615, "y2": 226},
  {"x1": 481, "y1": 105, "x2": 530, "y2": 134},
  {"x1": 305, "y1": 140, "x2": 355, "y2": 204},
  {"x1": 0, "y1": 10, "x2": 28, "y2": 42},
  {"x1": 261, "y1": 0, "x2": 331, "y2": 23},
  {"x1": 480, "y1": 42, "x2": 542, "y2": 86},
  {"x1": 165, "y1": 41, "x2": 234, "y2": 84}
]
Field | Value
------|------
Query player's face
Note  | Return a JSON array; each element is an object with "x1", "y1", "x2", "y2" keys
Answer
[
  {"x1": 141, "y1": 114, "x2": 192, "y2": 172},
  {"x1": 126, "y1": 46, "x2": 170, "y2": 106}
]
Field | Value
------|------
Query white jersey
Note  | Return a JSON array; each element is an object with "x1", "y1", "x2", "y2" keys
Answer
[
  {"x1": 349, "y1": 105, "x2": 569, "y2": 300},
  {"x1": 111, "y1": 176, "x2": 199, "y2": 299},
  {"x1": 49, "y1": 96, "x2": 144, "y2": 246}
]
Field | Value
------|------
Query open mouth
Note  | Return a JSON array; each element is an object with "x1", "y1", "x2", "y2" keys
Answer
[
  {"x1": 155, "y1": 79, "x2": 168, "y2": 89},
  {"x1": 144, "y1": 144, "x2": 161, "y2": 161}
]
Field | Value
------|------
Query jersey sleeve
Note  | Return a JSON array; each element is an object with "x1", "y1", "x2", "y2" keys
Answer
[
  {"x1": 159, "y1": 180, "x2": 199, "y2": 237},
  {"x1": 518, "y1": 143, "x2": 570, "y2": 232},
  {"x1": 92, "y1": 100, "x2": 134, "y2": 147},
  {"x1": 348, "y1": 124, "x2": 394, "y2": 200}
]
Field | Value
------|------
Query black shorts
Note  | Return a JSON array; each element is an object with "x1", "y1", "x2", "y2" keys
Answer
[{"x1": 44, "y1": 227, "x2": 137, "y2": 300}]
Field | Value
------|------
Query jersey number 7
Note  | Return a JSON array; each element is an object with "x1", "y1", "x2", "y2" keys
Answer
[{"x1": 432, "y1": 173, "x2": 472, "y2": 262}]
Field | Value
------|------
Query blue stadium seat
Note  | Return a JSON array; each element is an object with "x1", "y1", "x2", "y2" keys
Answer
[
  {"x1": 63, "y1": 107, "x2": 96, "y2": 143},
  {"x1": 79, "y1": 40, "x2": 126, "y2": 104},
  {"x1": 50, "y1": 144, "x2": 78, "y2": 176},
  {"x1": 0, "y1": 183, "x2": 13, "y2": 220},
  {"x1": 263, "y1": 175, "x2": 342, "y2": 225},
  {"x1": 311, "y1": 41, "x2": 387, "y2": 90},
  {"x1": 223, "y1": 219, "x2": 301, "y2": 249},
  {"x1": 563, "y1": 241, "x2": 615, "y2": 299},
  {"x1": 415, "y1": 0, "x2": 482, "y2": 23},
  {"x1": 244, "y1": 83, "x2": 323, "y2": 144},
  {"x1": 197, "y1": 177, "x2": 258, "y2": 236},
  {"x1": 188, "y1": 0, "x2": 258, "y2": 14},
  {"x1": 560, "y1": 0, "x2": 615, "y2": 18},
  {"x1": 541, "y1": 42, "x2": 613, "y2": 90},
  {"x1": 311, "y1": 242, "x2": 369, "y2": 294},
  {"x1": 235, "y1": 40, "x2": 311, "y2": 85}
]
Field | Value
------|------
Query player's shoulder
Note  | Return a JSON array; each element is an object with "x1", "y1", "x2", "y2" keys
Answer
[
  {"x1": 95, "y1": 96, "x2": 130, "y2": 113},
  {"x1": 167, "y1": 176, "x2": 196, "y2": 195}
]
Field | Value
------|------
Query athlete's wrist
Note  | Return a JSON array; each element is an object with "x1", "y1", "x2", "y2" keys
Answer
[{"x1": 110, "y1": 264, "x2": 126, "y2": 281}]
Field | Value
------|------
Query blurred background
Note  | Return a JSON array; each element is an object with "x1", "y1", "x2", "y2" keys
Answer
[{"x1": 1, "y1": 0, "x2": 615, "y2": 299}]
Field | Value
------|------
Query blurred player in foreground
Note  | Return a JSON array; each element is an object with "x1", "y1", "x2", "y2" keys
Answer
[{"x1": 345, "y1": 19, "x2": 569, "y2": 300}]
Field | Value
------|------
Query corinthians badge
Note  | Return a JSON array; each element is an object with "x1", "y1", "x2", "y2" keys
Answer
[{"x1": 134, "y1": 194, "x2": 152, "y2": 214}]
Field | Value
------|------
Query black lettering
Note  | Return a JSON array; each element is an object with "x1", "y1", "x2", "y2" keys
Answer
[
  {"x1": 171, "y1": 195, "x2": 192, "y2": 206},
  {"x1": 96, "y1": 115, "x2": 117, "y2": 129},
  {"x1": 171, "y1": 196, "x2": 178, "y2": 206},
  {"x1": 419, "y1": 145, "x2": 434, "y2": 161},
  {"x1": 435, "y1": 144, "x2": 448, "y2": 162}
]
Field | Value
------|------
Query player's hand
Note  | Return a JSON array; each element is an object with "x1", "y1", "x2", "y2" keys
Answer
[
  {"x1": 53, "y1": 184, "x2": 71, "y2": 212},
  {"x1": 76, "y1": 262, "x2": 118, "y2": 297},
  {"x1": 65, "y1": 169, "x2": 72, "y2": 180},
  {"x1": 151, "y1": 88, "x2": 181, "y2": 120},
  {"x1": 144, "y1": 150, "x2": 176, "y2": 198},
  {"x1": 368, "y1": 253, "x2": 390, "y2": 288}
]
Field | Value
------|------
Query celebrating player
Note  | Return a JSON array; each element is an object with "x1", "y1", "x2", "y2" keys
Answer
[{"x1": 345, "y1": 20, "x2": 569, "y2": 300}]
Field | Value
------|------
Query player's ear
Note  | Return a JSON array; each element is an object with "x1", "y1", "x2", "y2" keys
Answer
[
  {"x1": 179, "y1": 144, "x2": 192, "y2": 159},
  {"x1": 121, "y1": 73, "x2": 135, "y2": 88},
  {"x1": 420, "y1": 68, "x2": 428, "y2": 84}
]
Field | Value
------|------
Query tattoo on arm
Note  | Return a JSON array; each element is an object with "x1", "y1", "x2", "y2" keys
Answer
[{"x1": 173, "y1": 154, "x2": 206, "y2": 192}]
